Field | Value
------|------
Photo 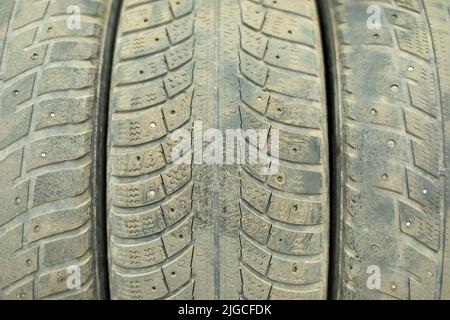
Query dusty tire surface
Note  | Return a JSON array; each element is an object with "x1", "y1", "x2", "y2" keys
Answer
[
  {"x1": 323, "y1": 0, "x2": 450, "y2": 300},
  {"x1": 107, "y1": 0, "x2": 330, "y2": 300},
  {"x1": 0, "y1": 0, "x2": 113, "y2": 299},
  {"x1": 2, "y1": 0, "x2": 450, "y2": 301}
]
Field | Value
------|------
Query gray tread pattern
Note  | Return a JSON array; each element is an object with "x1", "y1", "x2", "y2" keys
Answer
[
  {"x1": 328, "y1": 0, "x2": 450, "y2": 300},
  {"x1": 236, "y1": 0, "x2": 329, "y2": 300},
  {"x1": 0, "y1": 0, "x2": 111, "y2": 300},
  {"x1": 108, "y1": 0, "x2": 329, "y2": 300},
  {"x1": 107, "y1": 0, "x2": 196, "y2": 300}
]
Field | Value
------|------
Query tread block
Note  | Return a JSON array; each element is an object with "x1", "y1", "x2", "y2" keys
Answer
[
  {"x1": 111, "y1": 238, "x2": 166, "y2": 268},
  {"x1": 267, "y1": 226, "x2": 321, "y2": 256},
  {"x1": 162, "y1": 246, "x2": 193, "y2": 291},
  {"x1": 241, "y1": 172, "x2": 271, "y2": 213},
  {"x1": 267, "y1": 255, "x2": 321, "y2": 285},
  {"x1": 343, "y1": 99, "x2": 403, "y2": 129},
  {"x1": 266, "y1": 68, "x2": 320, "y2": 101},
  {"x1": 161, "y1": 215, "x2": 193, "y2": 257},
  {"x1": 277, "y1": 129, "x2": 321, "y2": 164},
  {"x1": 240, "y1": 26, "x2": 268, "y2": 60},
  {"x1": 169, "y1": 0, "x2": 194, "y2": 18},
  {"x1": 161, "y1": 164, "x2": 191, "y2": 194},
  {"x1": 266, "y1": 96, "x2": 321, "y2": 129},
  {"x1": 240, "y1": 234, "x2": 271, "y2": 275},
  {"x1": 347, "y1": 156, "x2": 405, "y2": 194},
  {"x1": 405, "y1": 245, "x2": 437, "y2": 300},
  {"x1": 0, "y1": 107, "x2": 32, "y2": 150},
  {"x1": 241, "y1": 203, "x2": 271, "y2": 244},
  {"x1": 163, "y1": 62, "x2": 194, "y2": 97},
  {"x1": 35, "y1": 98, "x2": 93, "y2": 130},
  {"x1": 262, "y1": 10, "x2": 315, "y2": 46},
  {"x1": 266, "y1": 166, "x2": 322, "y2": 194},
  {"x1": 41, "y1": 226, "x2": 91, "y2": 266},
  {"x1": 33, "y1": 165, "x2": 90, "y2": 207},
  {"x1": 2, "y1": 277, "x2": 34, "y2": 300},
  {"x1": 0, "y1": 227, "x2": 38, "y2": 288},
  {"x1": 396, "y1": 16, "x2": 432, "y2": 60},
  {"x1": 265, "y1": 38, "x2": 317, "y2": 75},
  {"x1": 161, "y1": 182, "x2": 193, "y2": 226},
  {"x1": 12, "y1": 1, "x2": 47, "y2": 30},
  {"x1": 0, "y1": 181, "x2": 28, "y2": 225},
  {"x1": 111, "y1": 145, "x2": 166, "y2": 177},
  {"x1": 0, "y1": 247, "x2": 38, "y2": 288},
  {"x1": 47, "y1": 279, "x2": 95, "y2": 300},
  {"x1": 113, "y1": 81, "x2": 167, "y2": 112},
  {"x1": 267, "y1": 194, "x2": 322, "y2": 226},
  {"x1": 112, "y1": 175, "x2": 166, "y2": 208},
  {"x1": 166, "y1": 15, "x2": 194, "y2": 44},
  {"x1": 28, "y1": 133, "x2": 92, "y2": 170},
  {"x1": 115, "y1": 54, "x2": 168, "y2": 85},
  {"x1": 262, "y1": 0, "x2": 312, "y2": 17},
  {"x1": 111, "y1": 208, "x2": 166, "y2": 239},
  {"x1": 399, "y1": 201, "x2": 440, "y2": 251},
  {"x1": 24, "y1": 200, "x2": 91, "y2": 243},
  {"x1": 405, "y1": 109, "x2": 442, "y2": 176},
  {"x1": 241, "y1": 264, "x2": 271, "y2": 299},
  {"x1": 3, "y1": 29, "x2": 46, "y2": 80},
  {"x1": 111, "y1": 269, "x2": 169, "y2": 300},
  {"x1": 239, "y1": 77, "x2": 271, "y2": 114},
  {"x1": 239, "y1": 50, "x2": 268, "y2": 86},
  {"x1": 122, "y1": 2, "x2": 172, "y2": 33},
  {"x1": 37, "y1": 67, "x2": 96, "y2": 94},
  {"x1": 165, "y1": 38, "x2": 194, "y2": 70},
  {"x1": 50, "y1": 41, "x2": 99, "y2": 62},
  {"x1": 162, "y1": 89, "x2": 193, "y2": 131},
  {"x1": 38, "y1": 21, "x2": 102, "y2": 42},
  {"x1": 110, "y1": 109, "x2": 167, "y2": 146},
  {"x1": 36, "y1": 254, "x2": 93, "y2": 299},
  {"x1": 0, "y1": 148, "x2": 23, "y2": 181},
  {"x1": 270, "y1": 285, "x2": 321, "y2": 300},
  {"x1": 240, "y1": 103, "x2": 271, "y2": 132},
  {"x1": 119, "y1": 28, "x2": 170, "y2": 60},
  {"x1": 48, "y1": 0, "x2": 104, "y2": 16},
  {"x1": 0, "y1": 73, "x2": 35, "y2": 113},
  {"x1": 241, "y1": 0, "x2": 267, "y2": 30}
]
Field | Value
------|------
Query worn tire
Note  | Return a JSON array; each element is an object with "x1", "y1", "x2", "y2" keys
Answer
[
  {"x1": 107, "y1": 0, "x2": 329, "y2": 300},
  {"x1": 0, "y1": 0, "x2": 115, "y2": 299},
  {"x1": 322, "y1": 0, "x2": 450, "y2": 299}
]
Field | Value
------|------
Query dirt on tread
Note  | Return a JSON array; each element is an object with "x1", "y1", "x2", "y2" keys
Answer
[
  {"x1": 0, "y1": 0, "x2": 112, "y2": 300},
  {"x1": 323, "y1": 0, "x2": 450, "y2": 300},
  {"x1": 107, "y1": 0, "x2": 330, "y2": 300}
]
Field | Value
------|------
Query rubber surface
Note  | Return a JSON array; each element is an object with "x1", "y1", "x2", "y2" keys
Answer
[
  {"x1": 0, "y1": 0, "x2": 112, "y2": 299},
  {"x1": 107, "y1": 0, "x2": 329, "y2": 300},
  {"x1": 324, "y1": 0, "x2": 450, "y2": 300}
]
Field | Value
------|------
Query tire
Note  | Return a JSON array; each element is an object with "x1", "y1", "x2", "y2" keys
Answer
[
  {"x1": 0, "y1": 0, "x2": 115, "y2": 299},
  {"x1": 107, "y1": 0, "x2": 329, "y2": 299},
  {"x1": 322, "y1": 0, "x2": 450, "y2": 299}
]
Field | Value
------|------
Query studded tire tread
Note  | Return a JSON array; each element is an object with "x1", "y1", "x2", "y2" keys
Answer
[
  {"x1": 0, "y1": 0, "x2": 114, "y2": 300},
  {"x1": 107, "y1": 0, "x2": 330, "y2": 300},
  {"x1": 323, "y1": 0, "x2": 450, "y2": 300}
]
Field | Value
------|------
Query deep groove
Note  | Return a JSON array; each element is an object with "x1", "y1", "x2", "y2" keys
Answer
[
  {"x1": 94, "y1": 0, "x2": 123, "y2": 300},
  {"x1": 316, "y1": 0, "x2": 340, "y2": 300},
  {"x1": 213, "y1": 0, "x2": 221, "y2": 300}
]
